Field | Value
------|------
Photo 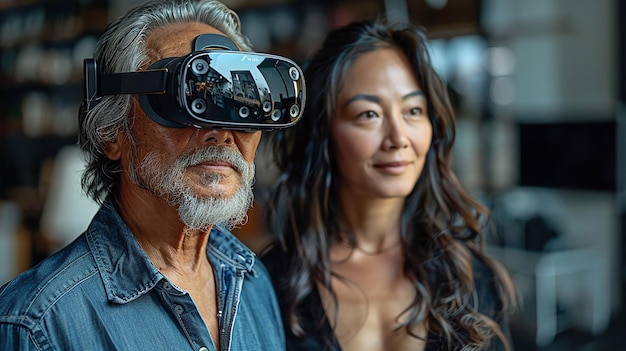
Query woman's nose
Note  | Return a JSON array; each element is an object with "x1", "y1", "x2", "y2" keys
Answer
[{"x1": 382, "y1": 117, "x2": 409, "y2": 150}]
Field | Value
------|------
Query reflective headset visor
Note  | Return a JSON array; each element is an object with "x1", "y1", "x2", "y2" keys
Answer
[{"x1": 84, "y1": 34, "x2": 305, "y2": 130}]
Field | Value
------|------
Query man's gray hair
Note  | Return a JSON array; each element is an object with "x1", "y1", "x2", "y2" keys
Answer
[{"x1": 78, "y1": 0, "x2": 253, "y2": 204}]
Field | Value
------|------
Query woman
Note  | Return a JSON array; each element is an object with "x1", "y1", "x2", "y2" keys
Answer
[{"x1": 262, "y1": 18, "x2": 517, "y2": 351}]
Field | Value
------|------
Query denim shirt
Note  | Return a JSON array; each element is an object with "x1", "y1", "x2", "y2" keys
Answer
[{"x1": 0, "y1": 200, "x2": 285, "y2": 351}]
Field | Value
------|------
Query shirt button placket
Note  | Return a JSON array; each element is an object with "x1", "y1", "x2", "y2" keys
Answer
[
  {"x1": 173, "y1": 304, "x2": 184, "y2": 314},
  {"x1": 161, "y1": 281, "x2": 210, "y2": 350}
]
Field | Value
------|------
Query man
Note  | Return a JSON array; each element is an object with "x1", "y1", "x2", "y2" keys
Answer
[{"x1": 0, "y1": 0, "x2": 305, "y2": 350}]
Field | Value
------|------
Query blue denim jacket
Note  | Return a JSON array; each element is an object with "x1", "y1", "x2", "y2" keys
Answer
[{"x1": 0, "y1": 200, "x2": 285, "y2": 351}]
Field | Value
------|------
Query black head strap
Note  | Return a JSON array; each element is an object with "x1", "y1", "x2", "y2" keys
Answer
[
  {"x1": 193, "y1": 34, "x2": 239, "y2": 51},
  {"x1": 85, "y1": 34, "x2": 239, "y2": 110}
]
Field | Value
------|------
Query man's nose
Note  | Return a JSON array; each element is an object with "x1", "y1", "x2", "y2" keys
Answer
[{"x1": 196, "y1": 128, "x2": 235, "y2": 145}]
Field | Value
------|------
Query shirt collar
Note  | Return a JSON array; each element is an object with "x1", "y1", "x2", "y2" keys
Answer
[
  {"x1": 207, "y1": 224, "x2": 256, "y2": 274},
  {"x1": 87, "y1": 198, "x2": 256, "y2": 304}
]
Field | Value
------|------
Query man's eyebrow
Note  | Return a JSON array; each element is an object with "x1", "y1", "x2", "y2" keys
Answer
[{"x1": 343, "y1": 90, "x2": 425, "y2": 107}]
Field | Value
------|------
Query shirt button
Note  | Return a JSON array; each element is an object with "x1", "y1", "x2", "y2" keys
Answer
[
  {"x1": 174, "y1": 305, "x2": 184, "y2": 314},
  {"x1": 198, "y1": 348, "x2": 209, "y2": 351},
  {"x1": 163, "y1": 282, "x2": 172, "y2": 290}
]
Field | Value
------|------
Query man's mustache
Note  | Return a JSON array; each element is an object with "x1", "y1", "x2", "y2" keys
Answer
[{"x1": 178, "y1": 146, "x2": 251, "y2": 178}]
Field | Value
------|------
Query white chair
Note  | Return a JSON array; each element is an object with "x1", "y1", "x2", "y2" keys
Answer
[{"x1": 39, "y1": 145, "x2": 100, "y2": 251}]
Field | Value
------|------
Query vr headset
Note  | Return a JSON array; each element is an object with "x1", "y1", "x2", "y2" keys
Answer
[{"x1": 84, "y1": 34, "x2": 305, "y2": 130}]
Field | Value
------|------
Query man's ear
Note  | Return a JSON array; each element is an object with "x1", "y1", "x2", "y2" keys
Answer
[{"x1": 103, "y1": 133, "x2": 123, "y2": 161}]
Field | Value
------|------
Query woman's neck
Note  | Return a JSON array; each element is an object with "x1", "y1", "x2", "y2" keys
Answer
[{"x1": 337, "y1": 193, "x2": 405, "y2": 253}]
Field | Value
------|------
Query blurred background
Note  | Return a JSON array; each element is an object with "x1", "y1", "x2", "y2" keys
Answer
[{"x1": 0, "y1": 0, "x2": 624, "y2": 349}]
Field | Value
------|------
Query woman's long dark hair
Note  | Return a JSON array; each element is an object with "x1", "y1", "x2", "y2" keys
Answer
[{"x1": 267, "y1": 17, "x2": 517, "y2": 350}]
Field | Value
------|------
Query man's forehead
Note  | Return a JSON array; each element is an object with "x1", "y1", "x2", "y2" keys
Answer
[{"x1": 145, "y1": 22, "x2": 227, "y2": 60}]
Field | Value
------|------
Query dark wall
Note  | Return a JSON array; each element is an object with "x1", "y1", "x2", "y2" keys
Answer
[{"x1": 618, "y1": 0, "x2": 626, "y2": 316}]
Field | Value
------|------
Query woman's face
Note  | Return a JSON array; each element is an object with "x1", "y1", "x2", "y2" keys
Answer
[{"x1": 330, "y1": 47, "x2": 433, "y2": 200}]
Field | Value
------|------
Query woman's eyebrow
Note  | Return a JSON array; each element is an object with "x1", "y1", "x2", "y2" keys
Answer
[
  {"x1": 403, "y1": 90, "x2": 425, "y2": 100},
  {"x1": 343, "y1": 94, "x2": 381, "y2": 107},
  {"x1": 343, "y1": 90, "x2": 424, "y2": 107}
]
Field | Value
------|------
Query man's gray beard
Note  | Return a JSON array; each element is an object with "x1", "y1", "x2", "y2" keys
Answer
[{"x1": 129, "y1": 146, "x2": 255, "y2": 230}]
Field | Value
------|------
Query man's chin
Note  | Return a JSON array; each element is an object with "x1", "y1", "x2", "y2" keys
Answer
[
  {"x1": 189, "y1": 181, "x2": 242, "y2": 200},
  {"x1": 177, "y1": 192, "x2": 251, "y2": 230},
  {"x1": 194, "y1": 192, "x2": 232, "y2": 202}
]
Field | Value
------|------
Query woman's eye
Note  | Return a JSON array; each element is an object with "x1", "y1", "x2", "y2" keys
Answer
[
  {"x1": 357, "y1": 110, "x2": 378, "y2": 119},
  {"x1": 408, "y1": 107, "x2": 423, "y2": 116}
]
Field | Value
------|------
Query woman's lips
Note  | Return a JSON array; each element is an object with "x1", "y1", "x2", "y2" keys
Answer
[{"x1": 374, "y1": 161, "x2": 411, "y2": 175}]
